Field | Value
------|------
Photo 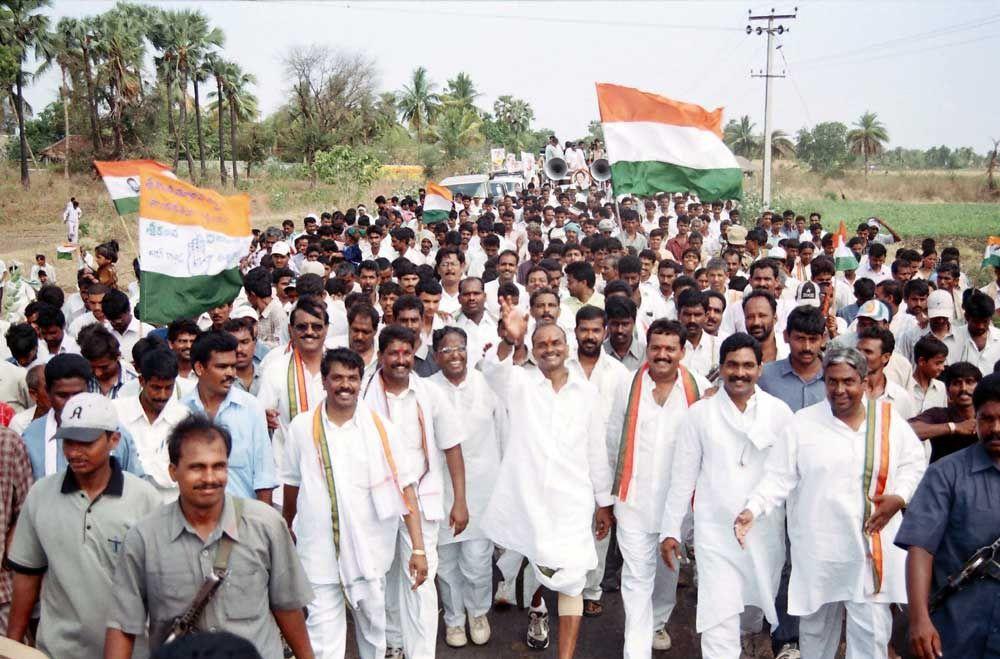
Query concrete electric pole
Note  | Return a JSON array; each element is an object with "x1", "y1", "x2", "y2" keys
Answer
[{"x1": 747, "y1": 7, "x2": 796, "y2": 209}]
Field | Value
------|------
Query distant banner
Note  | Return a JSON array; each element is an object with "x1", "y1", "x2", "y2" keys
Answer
[
  {"x1": 138, "y1": 170, "x2": 251, "y2": 325},
  {"x1": 490, "y1": 148, "x2": 506, "y2": 172},
  {"x1": 521, "y1": 151, "x2": 536, "y2": 174},
  {"x1": 505, "y1": 153, "x2": 519, "y2": 172}
]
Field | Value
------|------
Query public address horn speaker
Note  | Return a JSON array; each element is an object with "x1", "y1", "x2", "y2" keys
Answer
[
  {"x1": 590, "y1": 158, "x2": 611, "y2": 182},
  {"x1": 544, "y1": 157, "x2": 568, "y2": 181}
]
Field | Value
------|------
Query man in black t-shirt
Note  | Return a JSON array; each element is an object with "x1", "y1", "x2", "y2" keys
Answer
[{"x1": 909, "y1": 362, "x2": 982, "y2": 461}]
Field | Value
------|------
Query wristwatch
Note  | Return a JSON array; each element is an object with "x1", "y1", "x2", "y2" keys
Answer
[{"x1": 947, "y1": 421, "x2": 956, "y2": 433}]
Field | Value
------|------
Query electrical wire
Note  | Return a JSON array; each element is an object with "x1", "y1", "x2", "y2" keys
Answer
[{"x1": 794, "y1": 31, "x2": 999, "y2": 70}]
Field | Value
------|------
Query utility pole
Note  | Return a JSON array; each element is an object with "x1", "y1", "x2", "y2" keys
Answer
[{"x1": 748, "y1": 7, "x2": 796, "y2": 209}]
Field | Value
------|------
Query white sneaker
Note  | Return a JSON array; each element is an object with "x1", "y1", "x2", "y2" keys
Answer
[
  {"x1": 384, "y1": 648, "x2": 405, "y2": 658},
  {"x1": 775, "y1": 643, "x2": 801, "y2": 659},
  {"x1": 469, "y1": 614, "x2": 491, "y2": 645},
  {"x1": 494, "y1": 579, "x2": 516, "y2": 608},
  {"x1": 445, "y1": 625, "x2": 468, "y2": 648},
  {"x1": 526, "y1": 610, "x2": 550, "y2": 650},
  {"x1": 652, "y1": 627, "x2": 672, "y2": 651}
]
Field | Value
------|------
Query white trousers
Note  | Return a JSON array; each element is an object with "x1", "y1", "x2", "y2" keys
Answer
[
  {"x1": 583, "y1": 526, "x2": 611, "y2": 601},
  {"x1": 438, "y1": 538, "x2": 494, "y2": 627},
  {"x1": 66, "y1": 221, "x2": 78, "y2": 244},
  {"x1": 701, "y1": 613, "x2": 741, "y2": 659},
  {"x1": 307, "y1": 582, "x2": 387, "y2": 659},
  {"x1": 496, "y1": 548, "x2": 539, "y2": 606},
  {"x1": 799, "y1": 600, "x2": 892, "y2": 659},
  {"x1": 617, "y1": 525, "x2": 680, "y2": 659},
  {"x1": 385, "y1": 516, "x2": 439, "y2": 659}
]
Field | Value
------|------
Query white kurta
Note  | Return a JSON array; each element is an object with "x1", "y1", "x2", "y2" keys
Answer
[
  {"x1": 607, "y1": 369, "x2": 711, "y2": 534},
  {"x1": 744, "y1": 399, "x2": 927, "y2": 616},
  {"x1": 428, "y1": 370, "x2": 506, "y2": 544},
  {"x1": 661, "y1": 387, "x2": 792, "y2": 632},
  {"x1": 479, "y1": 353, "x2": 614, "y2": 572}
]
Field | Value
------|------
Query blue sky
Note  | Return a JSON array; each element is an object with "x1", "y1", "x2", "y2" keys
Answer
[{"x1": 25, "y1": 1, "x2": 1000, "y2": 151}]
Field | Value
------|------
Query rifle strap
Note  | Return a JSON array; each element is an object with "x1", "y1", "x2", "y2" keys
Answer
[{"x1": 212, "y1": 498, "x2": 244, "y2": 577}]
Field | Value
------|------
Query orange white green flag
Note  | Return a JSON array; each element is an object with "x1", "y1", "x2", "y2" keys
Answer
[
  {"x1": 94, "y1": 159, "x2": 175, "y2": 215},
  {"x1": 833, "y1": 220, "x2": 859, "y2": 271},
  {"x1": 138, "y1": 169, "x2": 252, "y2": 325},
  {"x1": 595, "y1": 83, "x2": 742, "y2": 200},
  {"x1": 422, "y1": 182, "x2": 453, "y2": 224},
  {"x1": 982, "y1": 236, "x2": 1000, "y2": 268}
]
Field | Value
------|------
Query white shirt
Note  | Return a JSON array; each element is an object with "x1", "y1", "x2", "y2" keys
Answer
[
  {"x1": 429, "y1": 370, "x2": 505, "y2": 543},
  {"x1": 43, "y1": 409, "x2": 59, "y2": 476},
  {"x1": 607, "y1": 368, "x2": 711, "y2": 533},
  {"x1": 363, "y1": 375, "x2": 463, "y2": 523},
  {"x1": 114, "y1": 396, "x2": 189, "y2": 502},
  {"x1": 682, "y1": 332, "x2": 725, "y2": 380},
  {"x1": 484, "y1": 278, "x2": 527, "y2": 322},
  {"x1": 949, "y1": 323, "x2": 1000, "y2": 374},
  {"x1": 0, "y1": 360, "x2": 30, "y2": 412},
  {"x1": 745, "y1": 399, "x2": 927, "y2": 615},
  {"x1": 107, "y1": 316, "x2": 154, "y2": 360},
  {"x1": 479, "y1": 353, "x2": 614, "y2": 571},
  {"x1": 662, "y1": 387, "x2": 793, "y2": 632},
  {"x1": 68, "y1": 311, "x2": 100, "y2": 338},
  {"x1": 9, "y1": 405, "x2": 37, "y2": 434},
  {"x1": 905, "y1": 370, "x2": 948, "y2": 412},
  {"x1": 282, "y1": 404, "x2": 415, "y2": 588},
  {"x1": 449, "y1": 312, "x2": 498, "y2": 367}
]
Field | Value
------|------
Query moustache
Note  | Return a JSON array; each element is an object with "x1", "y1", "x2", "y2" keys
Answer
[
  {"x1": 729, "y1": 376, "x2": 752, "y2": 384},
  {"x1": 335, "y1": 389, "x2": 354, "y2": 396}
]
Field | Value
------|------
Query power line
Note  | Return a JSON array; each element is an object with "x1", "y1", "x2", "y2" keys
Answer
[{"x1": 794, "y1": 31, "x2": 999, "y2": 70}]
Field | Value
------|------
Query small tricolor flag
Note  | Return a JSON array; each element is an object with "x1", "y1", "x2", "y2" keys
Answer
[
  {"x1": 422, "y1": 182, "x2": 453, "y2": 224},
  {"x1": 982, "y1": 236, "x2": 1000, "y2": 268},
  {"x1": 138, "y1": 169, "x2": 252, "y2": 325},
  {"x1": 94, "y1": 160, "x2": 175, "y2": 215},
  {"x1": 595, "y1": 83, "x2": 742, "y2": 200},
  {"x1": 833, "y1": 221, "x2": 859, "y2": 271},
  {"x1": 56, "y1": 245, "x2": 76, "y2": 260}
]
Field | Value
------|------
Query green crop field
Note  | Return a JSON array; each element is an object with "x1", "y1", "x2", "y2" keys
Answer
[{"x1": 797, "y1": 199, "x2": 998, "y2": 238}]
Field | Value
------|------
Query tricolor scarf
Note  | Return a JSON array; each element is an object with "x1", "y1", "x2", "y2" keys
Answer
[
  {"x1": 287, "y1": 349, "x2": 310, "y2": 419},
  {"x1": 364, "y1": 370, "x2": 431, "y2": 486},
  {"x1": 861, "y1": 398, "x2": 892, "y2": 595},
  {"x1": 612, "y1": 364, "x2": 700, "y2": 502}
]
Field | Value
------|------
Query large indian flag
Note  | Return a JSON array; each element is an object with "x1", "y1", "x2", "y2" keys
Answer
[
  {"x1": 94, "y1": 160, "x2": 175, "y2": 215},
  {"x1": 982, "y1": 236, "x2": 1000, "y2": 268},
  {"x1": 138, "y1": 169, "x2": 252, "y2": 325},
  {"x1": 833, "y1": 220, "x2": 859, "y2": 271},
  {"x1": 422, "y1": 182, "x2": 453, "y2": 224},
  {"x1": 596, "y1": 83, "x2": 742, "y2": 200}
]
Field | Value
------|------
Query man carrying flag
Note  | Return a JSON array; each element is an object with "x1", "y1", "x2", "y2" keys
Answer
[
  {"x1": 422, "y1": 183, "x2": 453, "y2": 225},
  {"x1": 606, "y1": 319, "x2": 710, "y2": 658},
  {"x1": 734, "y1": 346, "x2": 926, "y2": 659}
]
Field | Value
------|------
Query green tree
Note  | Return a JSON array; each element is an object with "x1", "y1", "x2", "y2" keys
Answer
[
  {"x1": 92, "y1": 5, "x2": 147, "y2": 155},
  {"x1": 218, "y1": 61, "x2": 256, "y2": 186},
  {"x1": 0, "y1": 0, "x2": 54, "y2": 189},
  {"x1": 396, "y1": 66, "x2": 439, "y2": 145},
  {"x1": 723, "y1": 115, "x2": 759, "y2": 159},
  {"x1": 204, "y1": 52, "x2": 228, "y2": 184},
  {"x1": 442, "y1": 72, "x2": 478, "y2": 109},
  {"x1": 429, "y1": 105, "x2": 483, "y2": 160},
  {"x1": 490, "y1": 95, "x2": 534, "y2": 150},
  {"x1": 847, "y1": 110, "x2": 889, "y2": 177},
  {"x1": 795, "y1": 121, "x2": 850, "y2": 174}
]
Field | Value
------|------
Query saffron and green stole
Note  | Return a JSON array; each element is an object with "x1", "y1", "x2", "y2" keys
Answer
[
  {"x1": 287, "y1": 349, "x2": 310, "y2": 418},
  {"x1": 612, "y1": 363, "x2": 700, "y2": 503},
  {"x1": 862, "y1": 398, "x2": 893, "y2": 594}
]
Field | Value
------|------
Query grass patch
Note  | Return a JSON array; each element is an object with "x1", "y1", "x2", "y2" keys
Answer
[{"x1": 798, "y1": 199, "x2": 998, "y2": 238}]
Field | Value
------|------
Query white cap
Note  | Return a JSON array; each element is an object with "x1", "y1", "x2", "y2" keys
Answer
[
  {"x1": 598, "y1": 219, "x2": 616, "y2": 232},
  {"x1": 231, "y1": 306, "x2": 259, "y2": 321},
  {"x1": 298, "y1": 261, "x2": 326, "y2": 277},
  {"x1": 54, "y1": 393, "x2": 119, "y2": 442},
  {"x1": 271, "y1": 241, "x2": 291, "y2": 256},
  {"x1": 768, "y1": 246, "x2": 787, "y2": 259},
  {"x1": 927, "y1": 289, "x2": 954, "y2": 319}
]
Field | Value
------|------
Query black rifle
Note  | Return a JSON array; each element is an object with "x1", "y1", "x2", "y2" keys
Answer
[{"x1": 929, "y1": 535, "x2": 1000, "y2": 612}]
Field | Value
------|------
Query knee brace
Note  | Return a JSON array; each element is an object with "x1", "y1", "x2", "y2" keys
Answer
[{"x1": 557, "y1": 592, "x2": 583, "y2": 617}]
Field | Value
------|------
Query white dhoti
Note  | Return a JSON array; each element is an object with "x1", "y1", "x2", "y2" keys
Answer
[
  {"x1": 617, "y1": 524, "x2": 680, "y2": 659},
  {"x1": 385, "y1": 516, "x2": 439, "y2": 658},
  {"x1": 583, "y1": 529, "x2": 611, "y2": 601},
  {"x1": 307, "y1": 581, "x2": 387, "y2": 659},
  {"x1": 701, "y1": 613, "x2": 742, "y2": 659},
  {"x1": 799, "y1": 600, "x2": 892, "y2": 659},
  {"x1": 437, "y1": 538, "x2": 493, "y2": 627}
]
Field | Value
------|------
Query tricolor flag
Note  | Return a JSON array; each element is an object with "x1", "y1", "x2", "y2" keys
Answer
[
  {"x1": 596, "y1": 83, "x2": 742, "y2": 200},
  {"x1": 94, "y1": 160, "x2": 175, "y2": 215},
  {"x1": 833, "y1": 221, "x2": 859, "y2": 271},
  {"x1": 138, "y1": 169, "x2": 252, "y2": 325},
  {"x1": 56, "y1": 245, "x2": 76, "y2": 260},
  {"x1": 982, "y1": 236, "x2": 1000, "y2": 268},
  {"x1": 422, "y1": 182, "x2": 453, "y2": 224}
]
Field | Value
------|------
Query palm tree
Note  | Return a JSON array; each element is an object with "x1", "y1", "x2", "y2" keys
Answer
[
  {"x1": 429, "y1": 105, "x2": 483, "y2": 160},
  {"x1": 847, "y1": 110, "x2": 889, "y2": 178},
  {"x1": 396, "y1": 66, "x2": 439, "y2": 145},
  {"x1": 723, "y1": 115, "x2": 760, "y2": 159},
  {"x1": 492, "y1": 95, "x2": 534, "y2": 150},
  {"x1": 204, "y1": 52, "x2": 227, "y2": 184},
  {"x1": 215, "y1": 61, "x2": 256, "y2": 186},
  {"x1": 443, "y1": 72, "x2": 478, "y2": 108},
  {"x1": 770, "y1": 129, "x2": 796, "y2": 160},
  {"x1": 39, "y1": 16, "x2": 80, "y2": 179},
  {"x1": 0, "y1": 0, "x2": 53, "y2": 189},
  {"x1": 92, "y1": 9, "x2": 146, "y2": 155}
]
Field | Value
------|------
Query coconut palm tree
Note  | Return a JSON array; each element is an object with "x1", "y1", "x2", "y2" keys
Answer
[
  {"x1": 847, "y1": 110, "x2": 889, "y2": 178},
  {"x1": 204, "y1": 52, "x2": 227, "y2": 184},
  {"x1": 443, "y1": 72, "x2": 479, "y2": 109},
  {"x1": 92, "y1": 8, "x2": 146, "y2": 155},
  {"x1": 723, "y1": 115, "x2": 760, "y2": 159},
  {"x1": 396, "y1": 66, "x2": 439, "y2": 145},
  {"x1": 770, "y1": 129, "x2": 796, "y2": 160},
  {"x1": 429, "y1": 105, "x2": 483, "y2": 160},
  {"x1": 38, "y1": 16, "x2": 80, "y2": 178},
  {"x1": 214, "y1": 60, "x2": 256, "y2": 186},
  {"x1": 0, "y1": 0, "x2": 54, "y2": 189}
]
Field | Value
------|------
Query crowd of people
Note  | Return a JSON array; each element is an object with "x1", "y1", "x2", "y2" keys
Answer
[{"x1": 0, "y1": 173, "x2": 998, "y2": 659}]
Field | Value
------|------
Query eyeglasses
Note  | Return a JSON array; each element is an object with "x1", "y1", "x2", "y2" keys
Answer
[
  {"x1": 436, "y1": 345, "x2": 467, "y2": 355},
  {"x1": 293, "y1": 322, "x2": 326, "y2": 334}
]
